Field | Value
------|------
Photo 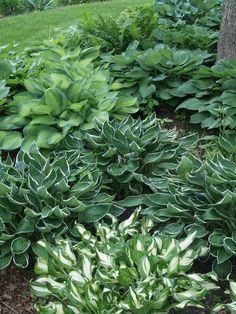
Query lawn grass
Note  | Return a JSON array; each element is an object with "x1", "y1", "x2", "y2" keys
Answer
[{"x1": 0, "y1": 0, "x2": 152, "y2": 50}]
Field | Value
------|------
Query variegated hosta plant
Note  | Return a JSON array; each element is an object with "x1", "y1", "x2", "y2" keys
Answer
[
  {"x1": 119, "y1": 154, "x2": 236, "y2": 278},
  {"x1": 0, "y1": 145, "x2": 120, "y2": 270},
  {"x1": 63, "y1": 114, "x2": 198, "y2": 197},
  {"x1": 32, "y1": 210, "x2": 219, "y2": 314},
  {"x1": 0, "y1": 45, "x2": 138, "y2": 151}
]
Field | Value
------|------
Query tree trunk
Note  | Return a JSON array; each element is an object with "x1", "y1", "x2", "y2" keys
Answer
[{"x1": 217, "y1": 0, "x2": 236, "y2": 59}]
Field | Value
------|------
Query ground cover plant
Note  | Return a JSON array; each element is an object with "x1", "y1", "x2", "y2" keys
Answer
[{"x1": 1, "y1": 0, "x2": 236, "y2": 313}]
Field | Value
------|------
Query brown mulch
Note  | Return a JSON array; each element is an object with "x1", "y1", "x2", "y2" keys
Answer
[{"x1": 0, "y1": 266, "x2": 36, "y2": 314}]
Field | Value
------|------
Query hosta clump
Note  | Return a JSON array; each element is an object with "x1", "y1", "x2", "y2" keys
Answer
[
  {"x1": 62, "y1": 114, "x2": 198, "y2": 197},
  {"x1": 0, "y1": 145, "x2": 119, "y2": 270},
  {"x1": 0, "y1": 45, "x2": 138, "y2": 151},
  {"x1": 154, "y1": 0, "x2": 222, "y2": 29},
  {"x1": 104, "y1": 42, "x2": 211, "y2": 113},
  {"x1": 122, "y1": 154, "x2": 236, "y2": 278},
  {"x1": 176, "y1": 58, "x2": 236, "y2": 130},
  {"x1": 32, "y1": 210, "x2": 218, "y2": 313}
]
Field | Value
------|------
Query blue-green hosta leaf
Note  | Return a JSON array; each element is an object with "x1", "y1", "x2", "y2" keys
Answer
[{"x1": 177, "y1": 98, "x2": 207, "y2": 111}]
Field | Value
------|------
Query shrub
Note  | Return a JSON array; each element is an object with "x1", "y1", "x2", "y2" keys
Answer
[
  {"x1": 58, "y1": 0, "x2": 108, "y2": 5},
  {"x1": 32, "y1": 210, "x2": 218, "y2": 313},
  {"x1": 25, "y1": 0, "x2": 55, "y2": 11},
  {"x1": 0, "y1": 0, "x2": 26, "y2": 16}
]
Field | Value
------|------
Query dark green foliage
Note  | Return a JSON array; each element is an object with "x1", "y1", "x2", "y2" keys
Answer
[
  {"x1": 104, "y1": 43, "x2": 211, "y2": 114},
  {"x1": 0, "y1": 0, "x2": 26, "y2": 16},
  {"x1": 58, "y1": 0, "x2": 108, "y2": 5},
  {"x1": 25, "y1": 0, "x2": 54, "y2": 11}
]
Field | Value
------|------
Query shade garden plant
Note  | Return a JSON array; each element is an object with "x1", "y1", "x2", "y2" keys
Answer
[{"x1": 0, "y1": 0, "x2": 236, "y2": 313}]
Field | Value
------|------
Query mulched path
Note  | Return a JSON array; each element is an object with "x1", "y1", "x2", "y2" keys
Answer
[{"x1": 0, "y1": 266, "x2": 36, "y2": 314}]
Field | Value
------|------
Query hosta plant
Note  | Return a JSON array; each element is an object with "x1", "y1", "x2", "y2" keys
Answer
[
  {"x1": 176, "y1": 58, "x2": 236, "y2": 130},
  {"x1": 104, "y1": 42, "x2": 212, "y2": 114},
  {"x1": 61, "y1": 114, "x2": 198, "y2": 197},
  {"x1": 32, "y1": 210, "x2": 218, "y2": 313},
  {"x1": 0, "y1": 45, "x2": 138, "y2": 151},
  {"x1": 119, "y1": 154, "x2": 236, "y2": 278},
  {"x1": 0, "y1": 145, "x2": 120, "y2": 270},
  {"x1": 154, "y1": 0, "x2": 222, "y2": 29}
]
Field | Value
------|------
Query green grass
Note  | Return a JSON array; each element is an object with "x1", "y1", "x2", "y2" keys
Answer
[{"x1": 0, "y1": 0, "x2": 152, "y2": 49}]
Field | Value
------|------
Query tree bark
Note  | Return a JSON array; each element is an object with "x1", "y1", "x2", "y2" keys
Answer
[{"x1": 217, "y1": 0, "x2": 236, "y2": 59}]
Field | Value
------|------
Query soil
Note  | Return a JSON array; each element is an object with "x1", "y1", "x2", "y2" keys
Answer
[{"x1": 0, "y1": 266, "x2": 36, "y2": 314}]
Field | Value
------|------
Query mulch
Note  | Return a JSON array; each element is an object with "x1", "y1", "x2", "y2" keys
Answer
[{"x1": 0, "y1": 266, "x2": 36, "y2": 314}]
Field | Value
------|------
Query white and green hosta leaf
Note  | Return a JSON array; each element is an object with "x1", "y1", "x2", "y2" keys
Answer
[{"x1": 32, "y1": 210, "x2": 218, "y2": 313}]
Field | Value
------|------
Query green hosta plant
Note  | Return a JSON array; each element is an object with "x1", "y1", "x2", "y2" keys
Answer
[
  {"x1": 104, "y1": 42, "x2": 211, "y2": 113},
  {"x1": 32, "y1": 210, "x2": 218, "y2": 313},
  {"x1": 62, "y1": 114, "x2": 198, "y2": 197},
  {"x1": 176, "y1": 58, "x2": 236, "y2": 130},
  {"x1": 0, "y1": 144, "x2": 120, "y2": 270},
  {"x1": 154, "y1": 0, "x2": 222, "y2": 28},
  {"x1": 0, "y1": 45, "x2": 138, "y2": 151}
]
